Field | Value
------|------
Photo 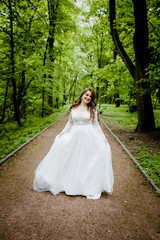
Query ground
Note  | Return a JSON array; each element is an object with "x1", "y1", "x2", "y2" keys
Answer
[
  {"x1": 0, "y1": 115, "x2": 160, "y2": 240},
  {"x1": 103, "y1": 119, "x2": 160, "y2": 157}
]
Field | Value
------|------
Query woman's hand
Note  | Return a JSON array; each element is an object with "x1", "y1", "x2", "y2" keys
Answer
[
  {"x1": 105, "y1": 139, "x2": 109, "y2": 145},
  {"x1": 57, "y1": 132, "x2": 64, "y2": 138}
]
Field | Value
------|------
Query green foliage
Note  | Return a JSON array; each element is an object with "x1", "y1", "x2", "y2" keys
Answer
[
  {"x1": 155, "y1": 190, "x2": 160, "y2": 197},
  {"x1": 134, "y1": 146, "x2": 160, "y2": 188},
  {"x1": 0, "y1": 107, "x2": 68, "y2": 159},
  {"x1": 0, "y1": 0, "x2": 78, "y2": 123},
  {"x1": 147, "y1": 0, "x2": 160, "y2": 99},
  {"x1": 0, "y1": 0, "x2": 159, "y2": 129},
  {"x1": 128, "y1": 99, "x2": 137, "y2": 113},
  {"x1": 154, "y1": 108, "x2": 160, "y2": 128}
]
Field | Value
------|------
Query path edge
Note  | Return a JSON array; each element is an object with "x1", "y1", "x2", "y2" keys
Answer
[
  {"x1": 101, "y1": 118, "x2": 160, "y2": 193},
  {"x1": 0, "y1": 114, "x2": 66, "y2": 165}
]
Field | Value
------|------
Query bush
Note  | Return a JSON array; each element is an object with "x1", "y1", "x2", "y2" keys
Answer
[{"x1": 129, "y1": 103, "x2": 137, "y2": 113}]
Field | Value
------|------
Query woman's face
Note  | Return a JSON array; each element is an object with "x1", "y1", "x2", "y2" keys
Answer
[{"x1": 82, "y1": 90, "x2": 92, "y2": 105}]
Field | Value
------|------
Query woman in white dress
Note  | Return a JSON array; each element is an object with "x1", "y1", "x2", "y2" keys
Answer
[{"x1": 33, "y1": 88, "x2": 114, "y2": 199}]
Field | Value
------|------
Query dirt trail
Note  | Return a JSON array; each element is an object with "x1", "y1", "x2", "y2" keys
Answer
[{"x1": 0, "y1": 115, "x2": 159, "y2": 240}]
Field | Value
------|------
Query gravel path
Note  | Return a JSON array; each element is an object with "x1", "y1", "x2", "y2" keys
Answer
[{"x1": 0, "y1": 115, "x2": 160, "y2": 240}]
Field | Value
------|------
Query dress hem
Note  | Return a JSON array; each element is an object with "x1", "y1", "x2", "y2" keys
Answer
[{"x1": 33, "y1": 186, "x2": 113, "y2": 197}]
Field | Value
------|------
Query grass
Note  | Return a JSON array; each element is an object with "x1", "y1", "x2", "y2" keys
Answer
[
  {"x1": 134, "y1": 146, "x2": 160, "y2": 188},
  {"x1": 99, "y1": 104, "x2": 138, "y2": 129},
  {"x1": 99, "y1": 103, "x2": 160, "y2": 129},
  {"x1": 0, "y1": 105, "x2": 69, "y2": 160},
  {"x1": 100, "y1": 103, "x2": 160, "y2": 191}
]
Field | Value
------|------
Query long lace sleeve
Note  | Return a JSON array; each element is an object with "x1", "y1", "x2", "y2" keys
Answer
[
  {"x1": 93, "y1": 110, "x2": 108, "y2": 142},
  {"x1": 61, "y1": 112, "x2": 73, "y2": 133}
]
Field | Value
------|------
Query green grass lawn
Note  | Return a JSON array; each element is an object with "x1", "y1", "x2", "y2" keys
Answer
[
  {"x1": 0, "y1": 105, "x2": 69, "y2": 160},
  {"x1": 99, "y1": 103, "x2": 160, "y2": 129}
]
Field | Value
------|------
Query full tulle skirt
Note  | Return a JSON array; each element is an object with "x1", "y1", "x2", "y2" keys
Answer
[{"x1": 33, "y1": 123, "x2": 114, "y2": 197}]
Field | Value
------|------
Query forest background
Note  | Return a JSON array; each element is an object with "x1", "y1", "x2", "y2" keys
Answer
[{"x1": 0, "y1": 0, "x2": 160, "y2": 190}]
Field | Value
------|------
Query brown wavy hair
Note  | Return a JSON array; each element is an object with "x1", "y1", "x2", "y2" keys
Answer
[{"x1": 68, "y1": 88, "x2": 97, "y2": 121}]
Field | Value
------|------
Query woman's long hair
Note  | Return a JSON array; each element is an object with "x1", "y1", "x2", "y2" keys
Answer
[{"x1": 68, "y1": 88, "x2": 97, "y2": 121}]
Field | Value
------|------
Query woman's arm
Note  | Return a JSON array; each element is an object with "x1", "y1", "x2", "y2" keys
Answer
[
  {"x1": 58, "y1": 112, "x2": 73, "y2": 138},
  {"x1": 93, "y1": 110, "x2": 109, "y2": 145}
]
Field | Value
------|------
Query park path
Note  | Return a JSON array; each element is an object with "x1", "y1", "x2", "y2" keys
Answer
[{"x1": 0, "y1": 115, "x2": 159, "y2": 240}]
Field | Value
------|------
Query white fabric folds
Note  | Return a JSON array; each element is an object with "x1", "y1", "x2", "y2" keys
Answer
[{"x1": 33, "y1": 108, "x2": 114, "y2": 197}]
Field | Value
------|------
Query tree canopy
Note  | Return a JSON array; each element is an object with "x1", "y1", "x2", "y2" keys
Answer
[{"x1": 0, "y1": 0, "x2": 159, "y2": 131}]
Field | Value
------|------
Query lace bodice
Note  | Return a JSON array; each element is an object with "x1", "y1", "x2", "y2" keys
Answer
[
  {"x1": 71, "y1": 108, "x2": 91, "y2": 125},
  {"x1": 62, "y1": 108, "x2": 106, "y2": 141}
]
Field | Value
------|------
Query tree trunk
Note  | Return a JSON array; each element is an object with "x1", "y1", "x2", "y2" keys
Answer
[
  {"x1": 96, "y1": 85, "x2": 99, "y2": 101},
  {"x1": 42, "y1": 74, "x2": 46, "y2": 118},
  {"x1": 103, "y1": 80, "x2": 108, "y2": 103},
  {"x1": 19, "y1": 69, "x2": 26, "y2": 118},
  {"x1": 42, "y1": 37, "x2": 49, "y2": 118},
  {"x1": 47, "y1": 0, "x2": 59, "y2": 113},
  {"x1": 113, "y1": 48, "x2": 120, "y2": 107},
  {"x1": 97, "y1": 32, "x2": 103, "y2": 103},
  {"x1": 72, "y1": 81, "x2": 77, "y2": 102},
  {"x1": 68, "y1": 76, "x2": 77, "y2": 103},
  {"x1": 8, "y1": 0, "x2": 21, "y2": 126},
  {"x1": 109, "y1": 0, "x2": 135, "y2": 78},
  {"x1": 21, "y1": 99, "x2": 26, "y2": 121},
  {"x1": 55, "y1": 85, "x2": 59, "y2": 109},
  {"x1": 108, "y1": 97, "x2": 112, "y2": 104},
  {"x1": 1, "y1": 78, "x2": 9, "y2": 123},
  {"x1": 133, "y1": 0, "x2": 155, "y2": 131},
  {"x1": 17, "y1": 69, "x2": 25, "y2": 107},
  {"x1": 63, "y1": 80, "x2": 67, "y2": 106},
  {"x1": 47, "y1": 76, "x2": 53, "y2": 113},
  {"x1": 109, "y1": 0, "x2": 155, "y2": 131},
  {"x1": 17, "y1": 46, "x2": 27, "y2": 118},
  {"x1": 114, "y1": 93, "x2": 120, "y2": 107}
]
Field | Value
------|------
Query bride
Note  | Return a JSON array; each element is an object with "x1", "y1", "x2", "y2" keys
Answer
[{"x1": 33, "y1": 88, "x2": 114, "y2": 199}]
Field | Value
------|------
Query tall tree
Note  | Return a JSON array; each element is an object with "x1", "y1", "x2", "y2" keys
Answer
[
  {"x1": 109, "y1": 0, "x2": 155, "y2": 132},
  {"x1": 8, "y1": 0, "x2": 22, "y2": 126},
  {"x1": 133, "y1": 0, "x2": 155, "y2": 131},
  {"x1": 47, "y1": 0, "x2": 59, "y2": 112}
]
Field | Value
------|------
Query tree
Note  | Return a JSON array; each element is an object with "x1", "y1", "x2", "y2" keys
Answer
[
  {"x1": 8, "y1": 0, "x2": 22, "y2": 126},
  {"x1": 0, "y1": 0, "x2": 159, "y2": 128},
  {"x1": 47, "y1": 0, "x2": 59, "y2": 112},
  {"x1": 109, "y1": 0, "x2": 155, "y2": 131}
]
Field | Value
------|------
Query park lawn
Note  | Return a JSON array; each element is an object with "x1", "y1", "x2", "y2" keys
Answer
[
  {"x1": 99, "y1": 103, "x2": 160, "y2": 129},
  {"x1": 101, "y1": 103, "x2": 160, "y2": 190},
  {"x1": 0, "y1": 106, "x2": 69, "y2": 160}
]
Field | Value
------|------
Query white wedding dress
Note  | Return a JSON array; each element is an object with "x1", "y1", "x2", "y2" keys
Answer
[{"x1": 33, "y1": 108, "x2": 114, "y2": 198}]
